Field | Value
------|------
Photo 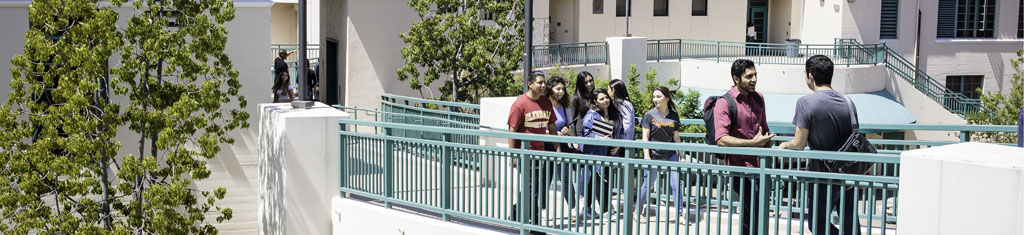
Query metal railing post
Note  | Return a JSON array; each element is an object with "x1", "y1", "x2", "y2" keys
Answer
[
  {"x1": 716, "y1": 42, "x2": 721, "y2": 63},
  {"x1": 384, "y1": 127, "x2": 395, "y2": 209},
  {"x1": 960, "y1": 131, "x2": 971, "y2": 142},
  {"x1": 757, "y1": 157, "x2": 770, "y2": 235},
  {"x1": 518, "y1": 141, "x2": 531, "y2": 235},
  {"x1": 585, "y1": 42, "x2": 593, "y2": 64},
  {"x1": 621, "y1": 148, "x2": 635, "y2": 234},
  {"x1": 442, "y1": 133, "x2": 453, "y2": 221},
  {"x1": 339, "y1": 124, "x2": 347, "y2": 198}
]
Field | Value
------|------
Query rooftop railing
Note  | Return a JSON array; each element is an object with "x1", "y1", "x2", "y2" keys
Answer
[
  {"x1": 646, "y1": 38, "x2": 886, "y2": 66},
  {"x1": 339, "y1": 119, "x2": 901, "y2": 235},
  {"x1": 532, "y1": 41, "x2": 609, "y2": 67}
]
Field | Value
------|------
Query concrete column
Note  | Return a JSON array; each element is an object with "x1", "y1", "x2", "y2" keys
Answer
[
  {"x1": 897, "y1": 142, "x2": 1024, "y2": 235},
  {"x1": 258, "y1": 103, "x2": 350, "y2": 235},
  {"x1": 606, "y1": 36, "x2": 647, "y2": 80}
]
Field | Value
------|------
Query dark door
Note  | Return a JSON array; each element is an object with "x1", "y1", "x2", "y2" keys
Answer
[
  {"x1": 325, "y1": 38, "x2": 339, "y2": 105},
  {"x1": 747, "y1": 6, "x2": 768, "y2": 43}
]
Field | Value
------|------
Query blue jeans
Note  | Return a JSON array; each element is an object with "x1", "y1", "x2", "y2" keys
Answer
[{"x1": 635, "y1": 154, "x2": 683, "y2": 215}]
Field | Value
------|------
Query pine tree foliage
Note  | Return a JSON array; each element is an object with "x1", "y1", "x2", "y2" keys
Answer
[{"x1": 1, "y1": 0, "x2": 248, "y2": 233}]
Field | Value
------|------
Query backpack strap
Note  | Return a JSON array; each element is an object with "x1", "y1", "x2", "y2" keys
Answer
[
  {"x1": 842, "y1": 95, "x2": 860, "y2": 134},
  {"x1": 722, "y1": 93, "x2": 738, "y2": 125}
]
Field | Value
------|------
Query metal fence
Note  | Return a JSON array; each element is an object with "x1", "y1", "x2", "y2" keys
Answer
[
  {"x1": 533, "y1": 41, "x2": 609, "y2": 68},
  {"x1": 339, "y1": 119, "x2": 902, "y2": 235},
  {"x1": 876, "y1": 42, "x2": 983, "y2": 117},
  {"x1": 646, "y1": 39, "x2": 886, "y2": 66}
]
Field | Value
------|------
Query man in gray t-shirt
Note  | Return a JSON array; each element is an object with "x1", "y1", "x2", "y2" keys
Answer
[{"x1": 779, "y1": 55, "x2": 862, "y2": 235}]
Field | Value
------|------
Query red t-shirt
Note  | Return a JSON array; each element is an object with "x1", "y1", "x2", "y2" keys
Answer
[{"x1": 507, "y1": 94, "x2": 557, "y2": 150}]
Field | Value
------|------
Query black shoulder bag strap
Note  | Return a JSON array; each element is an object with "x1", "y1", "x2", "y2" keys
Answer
[{"x1": 843, "y1": 95, "x2": 860, "y2": 135}]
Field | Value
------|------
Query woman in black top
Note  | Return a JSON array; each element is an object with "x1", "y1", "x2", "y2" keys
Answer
[{"x1": 567, "y1": 71, "x2": 596, "y2": 137}]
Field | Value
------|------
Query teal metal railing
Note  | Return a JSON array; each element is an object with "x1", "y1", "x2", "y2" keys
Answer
[
  {"x1": 271, "y1": 43, "x2": 321, "y2": 62},
  {"x1": 339, "y1": 119, "x2": 901, "y2": 235},
  {"x1": 533, "y1": 41, "x2": 609, "y2": 67},
  {"x1": 675, "y1": 119, "x2": 1018, "y2": 155},
  {"x1": 646, "y1": 39, "x2": 886, "y2": 66},
  {"x1": 379, "y1": 94, "x2": 482, "y2": 144},
  {"x1": 867, "y1": 40, "x2": 984, "y2": 117}
]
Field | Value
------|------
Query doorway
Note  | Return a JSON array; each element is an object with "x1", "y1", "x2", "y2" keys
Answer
[
  {"x1": 325, "y1": 38, "x2": 340, "y2": 105},
  {"x1": 747, "y1": 0, "x2": 768, "y2": 43}
]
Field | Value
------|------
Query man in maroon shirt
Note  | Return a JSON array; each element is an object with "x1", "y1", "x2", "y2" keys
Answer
[
  {"x1": 507, "y1": 72, "x2": 558, "y2": 235},
  {"x1": 712, "y1": 59, "x2": 775, "y2": 235}
]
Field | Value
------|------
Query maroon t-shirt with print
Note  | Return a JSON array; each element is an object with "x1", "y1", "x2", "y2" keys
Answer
[{"x1": 507, "y1": 94, "x2": 557, "y2": 150}]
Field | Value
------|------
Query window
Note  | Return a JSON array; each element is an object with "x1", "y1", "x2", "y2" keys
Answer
[
  {"x1": 654, "y1": 0, "x2": 669, "y2": 16},
  {"x1": 880, "y1": 0, "x2": 899, "y2": 39},
  {"x1": 946, "y1": 75, "x2": 984, "y2": 99},
  {"x1": 616, "y1": 0, "x2": 631, "y2": 17},
  {"x1": 594, "y1": 0, "x2": 604, "y2": 14},
  {"x1": 937, "y1": 0, "x2": 996, "y2": 38},
  {"x1": 692, "y1": 0, "x2": 707, "y2": 16}
]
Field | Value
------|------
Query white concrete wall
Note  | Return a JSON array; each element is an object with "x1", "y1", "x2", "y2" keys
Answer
[
  {"x1": 271, "y1": 3, "x2": 298, "y2": 44},
  {"x1": 677, "y1": 59, "x2": 886, "y2": 95},
  {"x1": 898, "y1": 142, "x2": 1024, "y2": 235},
  {"x1": 258, "y1": 103, "x2": 349, "y2": 235},
  {"x1": 342, "y1": 0, "x2": 423, "y2": 112},
  {"x1": 799, "y1": 0, "x2": 845, "y2": 45},
  {"x1": 883, "y1": 68, "x2": 965, "y2": 141},
  {"x1": 0, "y1": 3, "x2": 28, "y2": 105},
  {"x1": 332, "y1": 197, "x2": 508, "y2": 235},
  {"x1": 550, "y1": 0, "x2": 579, "y2": 43},
  {"x1": 838, "y1": 0, "x2": 1024, "y2": 94},
  {"x1": 319, "y1": 0, "x2": 346, "y2": 105},
  {"x1": 576, "y1": 0, "x2": 747, "y2": 43},
  {"x1": 768, "y1": 0, "x2": 794, "y2": 44},
  {"x1": 607, "y1": 37, "x2": 649, "y2": 80}
]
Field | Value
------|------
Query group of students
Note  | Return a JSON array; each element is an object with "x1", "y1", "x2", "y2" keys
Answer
[{"x1": 506, "y1": 56, "x2": 864, "y2": 235}]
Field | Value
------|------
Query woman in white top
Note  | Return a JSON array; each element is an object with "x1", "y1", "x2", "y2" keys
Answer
[{"x1": 272, "y1": 70, "x2": 295, "y2": 103}]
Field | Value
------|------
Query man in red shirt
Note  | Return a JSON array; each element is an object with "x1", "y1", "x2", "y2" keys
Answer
[
  {"x1": 713, "y1": 59, "x2": 775, "y2": 235},
  {"x1": 506, "y1": 71, "x2": 558, "y2": 235}
]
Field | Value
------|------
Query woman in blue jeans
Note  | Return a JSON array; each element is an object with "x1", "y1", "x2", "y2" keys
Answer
[
  {"x1": 634, "y1": 87, "x2": 685, "y2": 223},
  {"x1": 544, "y1": 76, "x2": 578, "y2": 209},
  {"x1": 578, "y1": 88, "x2": 618, "y2": 219}
]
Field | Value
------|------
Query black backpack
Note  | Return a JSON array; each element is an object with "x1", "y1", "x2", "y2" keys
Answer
[
  {"x1": 702, "y1": 92, "x2": 764, "y2": 146},
  {"x1": 827, "y1": 96, "x2": 877, "y2": 175}
]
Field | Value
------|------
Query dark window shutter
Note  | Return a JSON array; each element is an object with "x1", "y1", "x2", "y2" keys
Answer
[
  {"x1": 937, "y1": 0, "x2": 957, "y2": 38},
  {"x1": 880, "y1": 0, "x2": 899, "y2": 39}
]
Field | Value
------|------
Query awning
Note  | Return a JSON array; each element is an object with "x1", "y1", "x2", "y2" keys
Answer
[{"x1": 684, "y1": 88, "x2": 916, "y2": 134}]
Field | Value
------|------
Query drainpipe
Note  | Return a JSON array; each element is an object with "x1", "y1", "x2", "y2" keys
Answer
[
  {"x1": 298, "y1": 0, "x2": 308, "y2": 100},
  {"x1": 524, "y1": 0, "x2": 533, "y2": 93},
  {"x1": 625, "y1": 0, "x2": 631, "y2": 36}
]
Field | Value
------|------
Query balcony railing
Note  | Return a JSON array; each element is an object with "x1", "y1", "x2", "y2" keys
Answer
[
  {"x1": 339, "y1": 118, "x2": 902, "y2": 235},
  {"x1": 646, "y1": 38, "x2": 886, "y2": 66},
  {"x1": 532, "y1": 41, "x2": 609, "y2": 67}
]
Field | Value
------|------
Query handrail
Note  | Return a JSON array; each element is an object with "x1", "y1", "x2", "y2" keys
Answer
[
  {"x1": 380, "y1": 94, "x2": 482, "y2": 110},
  {"x1": 531, "y1": 41, "x2": 609, "y2": 67},
  {"x1": 338, "y1": 118, "x2": 901, "y2": 234},
  {"x1": 646, "y1": 38, "x2": 886, "y2": 65},
  {"x1": 340, "y1": 119, "x2": 899, "y2": 163},
  {"x1": 678, "y1": 119, "x2": 1018, "y2": 133},
  {"x1": 832, "y1": 38, "x2": 984, "y2": 117}
]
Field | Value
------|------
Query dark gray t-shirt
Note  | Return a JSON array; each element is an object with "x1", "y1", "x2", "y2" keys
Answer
[
  {"x1": 792, "y1": 90, "x2": 857, "y2": 152},
  {"x1": 641, "y1": 109, "x2": 680, "y2": 159}
]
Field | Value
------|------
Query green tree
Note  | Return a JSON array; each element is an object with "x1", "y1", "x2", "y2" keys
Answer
[
  {"x1": 966, "y1": 50, "x2": 1023, "y2": 143},
  {"x1": 1, "y1": 0, "x2": 246, "y2": 233},
  {"x1": 397, "y1": 0, "x2": 525, "y2": 104}
]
